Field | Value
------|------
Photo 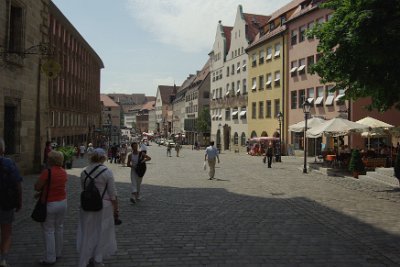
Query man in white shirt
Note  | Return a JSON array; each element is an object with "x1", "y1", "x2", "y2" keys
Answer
[{"x1": 204, "y1": 141, "x2": 220, "y2": 180}]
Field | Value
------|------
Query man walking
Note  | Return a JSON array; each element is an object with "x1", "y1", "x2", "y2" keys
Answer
[
  {"x1": 265, "y1": 142, "x2": 274, "y2": 168},
  {"x1": 204, "y1": 141, "x2": 220, "y2": 180}
]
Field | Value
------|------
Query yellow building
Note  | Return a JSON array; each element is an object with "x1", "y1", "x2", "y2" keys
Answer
[{"x1": 247, "y1": 2, "x2": 299, "y2": 148}]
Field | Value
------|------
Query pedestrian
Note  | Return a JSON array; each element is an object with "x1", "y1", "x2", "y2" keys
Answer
[
  {"x1": 79, "y1": 144, "x2": 86, "y2": 158},
  {"x1": 86, "y1": 143, "x2": 94, "y2": 155},
  {"x1": 0, "y1": 138, "x2": 23, "y2": 267},
  {"x1": 245, "y1": 139, "x2": 250, "y2": 154},
  {"x1": 43, "y1": 141, "x2": 52, "y2": 169},
  {"x1": 264, "y1": 142, "x2": 274, "y2": 168},
  {"x1": 110, "y1": 143, "x2": 118, "y2": 163},
  {"x1": 77, "y1": 148, "x2": 119, "y2": 267},
  {"x1": 166, "y1": 143, "x2": 172, "y2": 157},
  {"x1": 175, "y1": 143, "x2": 181, "y2": 157},
  {"x1": 34, "y1": 150, "x2": 67, "y2": 265},
  {"x1": 204, "y1": 141, "x2": 220, "y2": 180},
  {"x1": 119, "y1": 144, "x2": 127, "y2": 167},
  {"x1": 127, "y1": 142, "x2": 151, "y2": 203}
]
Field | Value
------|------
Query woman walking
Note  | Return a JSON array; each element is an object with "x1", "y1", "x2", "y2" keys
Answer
[
  {"x1": 34, "y1": 150, "x2": 67, "y2": 265},
  {"x1": 127, "y1": 142, "x2": 151, "y2": 203},
  {"x1": 77, "y1": 148, "x2": 119, "y2": 267}
]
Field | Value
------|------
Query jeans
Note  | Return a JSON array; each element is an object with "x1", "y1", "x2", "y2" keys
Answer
[{"x1": 41, "y1": 199, "x2": 67, "y2": 262}]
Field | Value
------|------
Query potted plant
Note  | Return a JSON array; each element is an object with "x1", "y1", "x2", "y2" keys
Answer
[
  {"x1": 57, "y1": 146, "x2": 76, "y2": 169},
  {"x1": 394, "y1": 151, "x2": 400, "y2": 186},
  {"x1": 348, "y1": 149, "x2": 365, "y2": 178}
]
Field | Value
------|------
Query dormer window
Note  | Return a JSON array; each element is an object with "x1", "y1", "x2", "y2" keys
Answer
[
  {"x1": 269, "y1": 22, "x2": 275, "y2": 31},
  {"x1": 280, "y1": 16, "x2": 286, "y2": 26}
]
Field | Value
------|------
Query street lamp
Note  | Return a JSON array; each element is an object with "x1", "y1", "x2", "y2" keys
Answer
[
  {"x1": 302, "y1": 100, "x2": 312, "y2": 173},
  {"x1": 277, "y1": 111, "x2": 283, "y2": 162}
]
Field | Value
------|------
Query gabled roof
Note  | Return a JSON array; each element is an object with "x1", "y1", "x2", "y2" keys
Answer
[
  {"x1": 100, "y1": 94, "x2": 119, "y2": 108},
  {"x1": 181, "y1": 74, "x2": 196, "y2": 90},
  {"x1": 269, "y1": 0, "x2": 306, "y2": 21},
  {"x1": 158, "y1": 85, "x2": 178, "y2": 104},
  {"x1": 193, "y1": 58, "x2": 211, "y2": 84},
  {"x1": 243, "y1": 13, "x2": 270, "y2": 42},
  {"x1": 141, "y1": 101, "x2": 156, "y2": 111},
  {"x1": 247, "y1": 25, "x2": 287, "y2": 50},
  {"x1": 223, "y1": 26, "x2": 233, "y2": 53}
]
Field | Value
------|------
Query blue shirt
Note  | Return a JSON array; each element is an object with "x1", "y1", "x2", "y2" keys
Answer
[
  {"x1": 0, "y1": 157, "x2": 23, "y2": 183},
  {"x1": 205, "y1": 146, "x2": 219, "y2": 160}
]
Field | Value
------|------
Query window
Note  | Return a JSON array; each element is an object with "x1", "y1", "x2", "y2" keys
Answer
[
  {"x1": 241, "y1": 133, "x2": 246, "y2": 146},
  {"x1": 291, "y1": 30, "x2": 298, "y2": 45},
  {"x1": 299, "y1": 25, "x2": 307, "y2": 42},
  {"x1": 335, "y1": 88, "x2": 345, "y2": 102},
  {"x1": 251, "y1": 78, "x2": 257, "y2": 91},
  {"x1": 274, "y1": 44, "x2": 281, "y2": 57},
  {"x1": 307, "y1": 22, "x2": 315, "y2": 39},
  {"x1": 8, "y1": 4, "x2": 24, "y2": 53},
  {"x1": 298, "y1": 58, "x2": 306, "y2": 74},
  {"x1": 269, "y1": 22, "x2": 275, "y2": 31},
  {"x1": 290, "y1": 61, "x2": 298, "y2": 77},
  {"x1": 291, "y1": 91, "x2": 298, "y2": 109},
  {"x1": 280, "y1": 16, "x2": 286, "y2": 25},
  {"x1": 259, "y1": 101, "x2": 264, "y2": 118},
  {"x1": 252, "y1": 102, "x2": 257, "y2": 119},
  {"x1": 234, "y1": 132, "x2": 239, "y2": 145},
  {"x1": 325, "y1": 85, "x2": 335, "y2": 105},
  {"x1": 242, "y1": 60, "x2": 247, "y2": 72},
  {"x1": 307, "y1": 87, "x2": 315, "y2": 104},
  {"x1": 240, "y1": 107, "x2": 247, "y2": 119},
  {"x1": 4, "y1": 99, "x2": 21, "y2": 155},
  {"x1": 317, "y1": 17, "x2": 325, "y2": 25},
  {"x1": 259, "y1": 75, "x2": 264, "y2": 90},
  {"x1": 237, "y1": 62, "x2": 241, "y2": 73},
  {"x1": 266, "y1": 100, "x2": 272, "y2": 118},
  {"x1": 252, "y1": 54, "x2": 257, "y2": 67},
  {"x1": 225, "y1": 108, "x2": 231, "y2": 120},
  {"x1": 231, "y1": 64, "x2": 235, "y2": 75},
  {"x1": 242, "y1": 79, "x2": 247, "y2": 94},
  {"x1": 227, "y1": 66, "x2": 230, "y2": 77},
  {"x1": 226, "y1": 84, "x2": 230, "y2": 97},
  {"x1": 274, "y1": 99, "x2": 280, "y2": 118},
  {"x1": 266, "y1": 47, "x2": 272, "y2": 60},
  {"x1": 259, "y1": 50, "x2": 265, "y2": 64},
  {"x1": 236, "y1": 80, "x2": 241, "y2": 95},
  {"x1": 315, "y1": 86, "x2": 324, "y2": 105},
  {"x1": 232, "y1": 108, "x2": 239, "y2": 119},
  {"x1": 316, "y1": 53, "x2": 322, "y2": 62},
  {"x1": 299, "y1": 89, "x2": 306, "y2": 108},
  {"x1": 307, "y1": 55, "x2": 315, "y2": 73},
  {"x1": 274, "y1": 71, "x2": 281, "y2": 86},
  {"x1": 266, "y1": 73, "x2": 272, "y2": 88}
]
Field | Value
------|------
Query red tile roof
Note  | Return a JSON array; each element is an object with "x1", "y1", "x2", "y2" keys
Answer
[
  {"x1": 100, "y1": 94, "x2": 119, "y2": 107},
  {"x1": 141, "y1": 101, "x2": 155, "y2": 111},
  {"x1": 269, "y1": 0, "x2": 306, "y2": 21},
  {"x1": 223, "y1": 26, "x2": 233, "y2": 54},
  {"x1": 193, "y1": 58, "x2": 211, "y2": 84},
  {"x1": 158, "y1": 85, "x2": 178, "y2": 104},
  {"x1": 243, "y1": 13, "x2": 271, "y2": 42}
]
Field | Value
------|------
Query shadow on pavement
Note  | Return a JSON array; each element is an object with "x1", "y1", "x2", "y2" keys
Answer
[{"x1": 8, "y1": 176, "x2": 400, "y2": 267}]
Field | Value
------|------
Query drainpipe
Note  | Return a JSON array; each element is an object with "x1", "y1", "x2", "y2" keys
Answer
[{"x1": 281, "y1": 33, "x2": 286, "y2": 155}]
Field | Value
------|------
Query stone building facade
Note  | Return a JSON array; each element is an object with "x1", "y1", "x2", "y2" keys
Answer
[
  {"x1": 48, "y1": 2, "x2": 104, "y2": 148},
  {"x1": 0, "y1": 0, "x2": 50, "y2": 174}
]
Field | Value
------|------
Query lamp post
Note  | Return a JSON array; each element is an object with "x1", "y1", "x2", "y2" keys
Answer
[
  {"x1": 302, "y1": 100, "x2": 312, "y2": 173},
  {"x1": 277, "y1": 111, "x2": 283, "y2": 162}
]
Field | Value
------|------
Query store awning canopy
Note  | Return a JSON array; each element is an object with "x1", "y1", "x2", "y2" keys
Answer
[
  {"x1": 307, "y1": 117, "x2": 369, "y2": 138},
  {"x1": 289, "y1": 117, "x2": 326, "y2": 133}
]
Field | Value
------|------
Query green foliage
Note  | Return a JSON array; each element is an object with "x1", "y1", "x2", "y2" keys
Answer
[
  {"x1": 394, "y1": 151, "x2": 400, "y2": 179},
  {"x1": 196, "y1": 107, "x2": 211, "y2": 133},
  {"x1": 308, "y1": 0, "x2": 400, "y2": 111},
  {"x1": 56, "y1": 146, "x2": 76, "y2": 162},
  {"x1": 348, "y1": 149, "x2": 365, "y2": 173}
]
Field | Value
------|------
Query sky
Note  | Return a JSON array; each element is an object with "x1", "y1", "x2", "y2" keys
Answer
[{"x1": 52, "y1": 0, "x2": 292, "y2": 97}]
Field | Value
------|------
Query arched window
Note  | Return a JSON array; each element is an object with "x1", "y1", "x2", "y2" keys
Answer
[
  {"x1": 261, "y1": 131, "x2": 268, "y2": 137},
  {"x1": 241, "y1": 132, "x2": 246, "y2": 146},
  {"x1": 234, "y1": 132, "x2": 239, "y2": 145},
  {"x1": 251, "y1": 131, "x2": 257, "y2": 138}
]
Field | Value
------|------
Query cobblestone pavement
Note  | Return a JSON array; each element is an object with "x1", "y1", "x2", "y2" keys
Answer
[{"x1": 7, "y1": 145, "x2": 400, "y2": 266}]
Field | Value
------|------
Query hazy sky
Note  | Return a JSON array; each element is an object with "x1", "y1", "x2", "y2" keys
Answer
[{"x1": 52, "y1": 0, "x2": 292, "y2": 96}]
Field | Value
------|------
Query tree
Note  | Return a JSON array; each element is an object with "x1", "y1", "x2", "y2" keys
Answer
[
  {"x1": 196, "y1": 107, "x2": 211, "y2": 133},
  {"x1": 309, "y1": 0, "x2": 400, "y2": 111}
]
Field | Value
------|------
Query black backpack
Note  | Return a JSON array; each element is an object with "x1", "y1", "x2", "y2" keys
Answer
[
  {"x1": 80, "y1": 165, "x2": 108, "y2": 211},
  {"x1": 135, "y1": 151, "x2": 147, "y2": 178},
  {"x1": 0, "y1": 158, "x2": 19, "y2": 211}
]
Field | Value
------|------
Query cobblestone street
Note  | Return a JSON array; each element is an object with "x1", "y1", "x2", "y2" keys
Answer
[{"x1": 8, "y1": 145, "x2": 400, "y2": 266}]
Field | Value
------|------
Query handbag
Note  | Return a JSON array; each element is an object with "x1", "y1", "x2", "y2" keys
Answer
[{"x1": 31, "y1": 169, "x2": 51, "y2": 222}]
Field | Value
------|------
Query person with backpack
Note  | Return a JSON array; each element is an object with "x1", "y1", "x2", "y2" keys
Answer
[
  {"x1": 34, "y1": 150, "x2": 67, "y2": 265},
  {"x1": 0, "y1": 138, "x2": 22, "y2": 267},
  {"x1": 77, "y1": 148, "x2": 119, "y2": 267},
  {"x1": 127, "y1": 142, "x2": 151, "y2": 203}
]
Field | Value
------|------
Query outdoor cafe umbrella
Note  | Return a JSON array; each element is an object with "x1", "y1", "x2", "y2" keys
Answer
[
  {"x1": 288, "y1": 117, "x2": 326, "y2": 132},
  {"x1": 307, "y1": 117, "x2": 369, "y2": 138},
  {"x1": 356, "y1": 116, "x2": 394, "y2": 150}
]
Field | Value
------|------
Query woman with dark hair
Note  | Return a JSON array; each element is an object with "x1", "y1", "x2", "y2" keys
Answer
[
  {"x1": 77, "y1": 148, "x2": 119, "y2": 267},
  {"x1": 34, "y1": 150, "x2": 67, "y2": 265},
  {"x1": 127, "y1": 142, "x2": 151, "y2": 203}
]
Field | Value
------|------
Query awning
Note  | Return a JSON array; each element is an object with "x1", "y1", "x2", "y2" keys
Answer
[
  {"x1": 239, "y1": 110, "x2": 247, "y2": 117},
  {"x1": 266, "y1": 80, "x2": 272, "y2": 86},
  {"x1": 307, "y1": 97, "x2": 314, "y2": 104},
  {"x1": 335, "y1": 94, "x2": 345, "y2": 101},
  {"x1": 274, "y1": 50, "x2": 281, "y2": 57},
  {"x1": 242, "y1": 64, "x2": 247, "y2": 69},
  {"x1": 290, "y1": 67, "x2": 298, "y2": 73},
  {"x1": 236, "y1": 66, "x2": 240, "y2": 71},
  {"x1": 236, "y1": 88, "x2": 241, "y2": 94},
  {"x1": 225, "y1": 91, "x2": 230, "y2": 96},
  {"x1": 231, "y1": 111, "x2": 239, "y2": 116},
  {"x1": 315, "y1": 96, "x2": 324, "y2": 105},
  {"x1": 297, "y1": 65, "x2": 306, "y2": 72},
  {"x1": 266, "y1": 54, "x2": 272, "y2": 60},
  {"x1": 219, "y1": 115, "x2": 222, "y2": 119},
  {"x1": 274, "y1": 77, "x2": 280, "y2": 82},
  {"x1": 252, "y1": 84, "x2": 257, "y2": 90},
  {"x1": 325, "y1": 95, "x2": 334, "y2": 105}
]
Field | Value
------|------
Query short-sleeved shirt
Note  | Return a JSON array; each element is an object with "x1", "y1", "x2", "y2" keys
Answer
[
  {"x1": 80, "y1": 164, "x2": 117, "y2": 201},
  {"x1": 0, "y1": 157, "x2": 23, "y2": 183},
  {"x1": 40, "y1": 166, "x2": 67, "y2": 202},
  {"x1": 205, "y1": 146, "x2": 218, "y2": 160}
]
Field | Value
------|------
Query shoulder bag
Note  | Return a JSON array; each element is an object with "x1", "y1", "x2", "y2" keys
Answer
[{"x1": 31, "y1": 169, "x2": 51, "y2": 222}]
